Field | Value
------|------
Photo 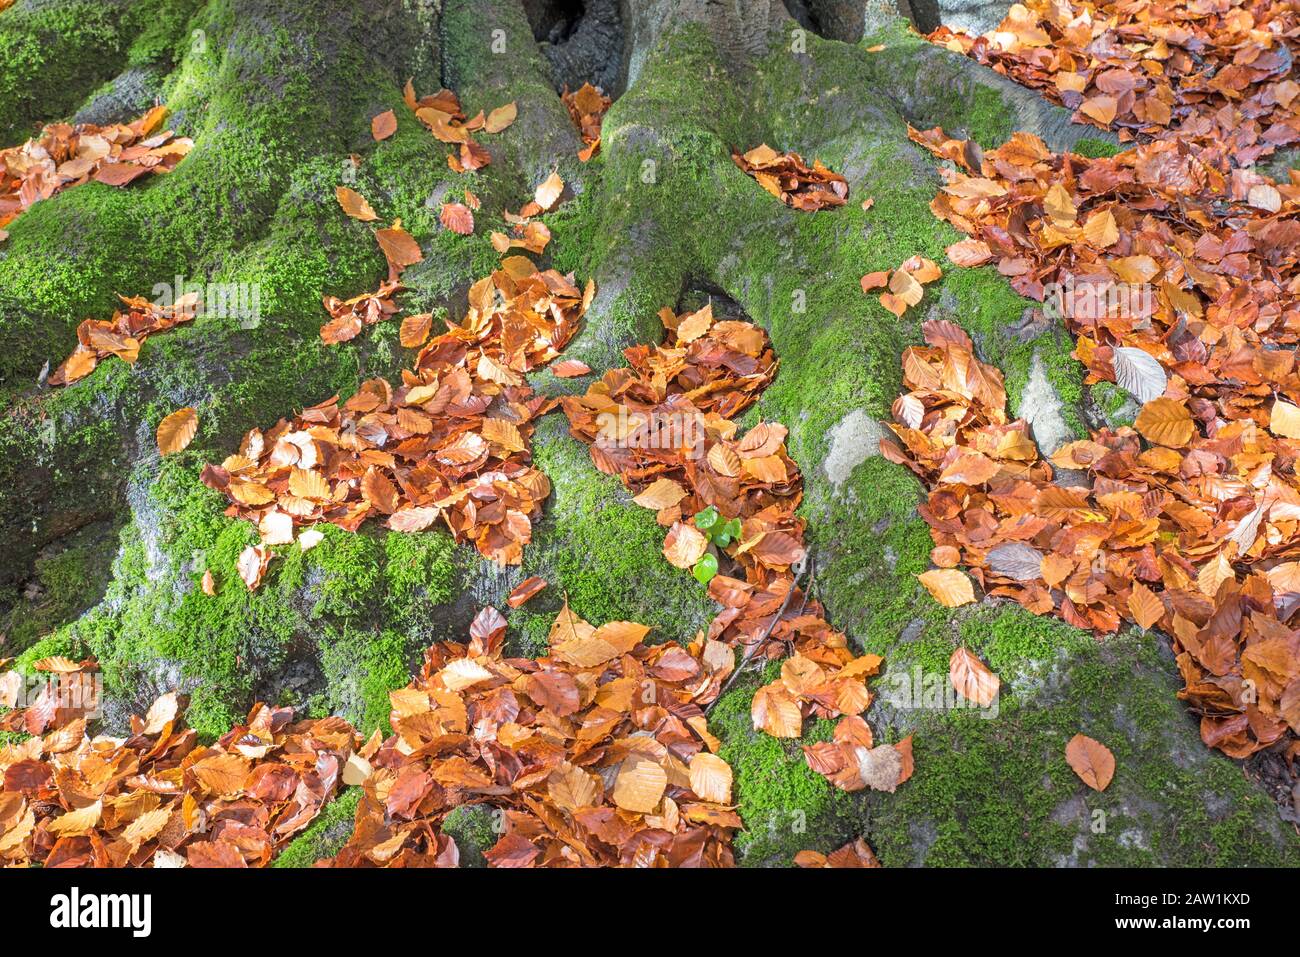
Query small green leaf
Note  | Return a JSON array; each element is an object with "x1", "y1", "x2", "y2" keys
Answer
[
  {"x1": 692, "y1": 553, "x2": 718, "y2": 585},
  {"x1": 694, "y1": 506, "x2": 720, "y2": 532},
  {"x1": 714, "y1": 533, "x2": 732, "y2": 548},
  {"x1": 723, "y1": 518, "x2": 741, "y2": 539}
]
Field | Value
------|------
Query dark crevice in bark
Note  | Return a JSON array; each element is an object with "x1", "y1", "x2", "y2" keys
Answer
[
  {"x1": 524, "y1": 0, "x2": 625, "y2": 93},
  {"x1": 679, "y1": 279, "x2": 752, "y2": 325},
  {"x1": 524, "y1": 0, "x2": 587, "y2": 42}
]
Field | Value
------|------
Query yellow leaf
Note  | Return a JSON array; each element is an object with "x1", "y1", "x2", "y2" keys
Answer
[
  {"x1": 121, "y1": 807, "x2": 172, "y2": 848},
  {"x1": 676, "y1": 303, "x2": 713, "y2": 343},
  {"x1": 632, "y1": 477, "x2": 687, "y2": 510},
  {"x1": 1127, "y1": 582, "x2": 1164, "y2": 630},
  {"x1": 47, "y1": 800, "x2": 102, "y2": 836},
  {"x1": 548, "y1": 762, "x2": 601, "y2": 811},
  {"x1": 1134, "y1": 396, "x2": 1195, "y2": 447},
  {"x1": 751, "y1": 683, "x2": 804, "y2": 738},
  {"x1": 1269, "y1": 398, "x2": 1300, "y2": 439},
  {"x1": 918, "y1": 568, "x2": 976, "y2": 607},
  {"x1": 1082, "y1": 209, "x2": 1118, "y2": 247},
  {"x1": 1043, "y1": 183, "x2": 1076, "y2": 224},
  {"x1": 156, "y1": 407, "x2": 198, "y2": 455},
  {"x1": 688, "y1": 752, "x2": 732, "y2": 803},
  {"x1": 612, "y1": 757, "x2": 666, "y2": 813}
]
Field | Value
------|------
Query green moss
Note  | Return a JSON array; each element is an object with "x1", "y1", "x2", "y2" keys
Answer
[
  {"x1": 1092, "y1": 380, "x2": 1138, "y2": 428},
  {"x1": 514, "y1": 417, "x2": 713, "y2": 655},
  {"x1": 712, "y1": 663, "x2": 864, "y2": 865},
  {"x1": 125, "y1": 0, "x2": 205, "y2": 69},
  {"x1": 0, "y1": 1, "x2": 131, "y2": 143},
  {"x1": 1, "y1": 529, "x2": 113, "y2": 654},
  {"x1": 442, "y1": 803, "x2": 500, "y2": 867},
  {"x1": 318, "y1": 625, "x2": 412, "y2": 736},
  {"x1": 17, "y1": 455, "x2": 454, "y2": 739},
  {"x1": 958, "y1": 605, "x2": 1091, "y2": 679},
  {"x1": 381, "y1": 530, "x2": 460, "y2": 635},
  {"x1": 1073, "y1": 137, "x2": 1122, "y2": 159},
  {"x1": 867, "y1": 633, "x2": 1300, "y2": 866},
  {"x1": 272, "y1": 787, "x2": 360, "y2": 867}
]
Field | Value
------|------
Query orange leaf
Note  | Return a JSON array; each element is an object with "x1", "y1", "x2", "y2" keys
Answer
[
  {"x1": 918, "y1": 568, "x2": 975, "y2": 607},
  {"x1": 507, "y1": 576, "x2": 547, "y2": 608},
  {"x1": 335, "y1": 186, "x2": 377, "y2": 221},
  {"x1": 1127, "y1": 582, "x2": 1164, "y2": 630},
  {"x1": 484, "y1": 101, "x2": 517, "y2": 134},
  {"x1": 371, "y1": 110, "x2": 397, "y2": 141},
  {"x1": 439, "y1": 202, "x2": 474, "y2": 235},
  {"x1": 1065, "y1": 733, "x2": 1115, "y2": 791},
  {"x1": 157, "y1": 407, "x2": 198, "y2": 455},
  {"x1": 949, "y1": 647, "x2": 999, "y2": 707}
]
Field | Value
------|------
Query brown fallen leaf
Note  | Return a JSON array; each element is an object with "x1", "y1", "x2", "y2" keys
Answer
[
  {"x1": 949, "y1": 647, "x2": 999, "y2": 707},
  {"x1": 371, "y1": 110, "x2": 397, "y2": 141},
  {"x1": 1065, "y1": 733, "x2": 1115, "y2": 791},
  {"x1": 157, "y1": 407, "x2": 198, "y2": 455}
]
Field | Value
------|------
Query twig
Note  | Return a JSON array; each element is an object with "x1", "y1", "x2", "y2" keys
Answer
[{"x1": 706, "y1": 550, "x2": 815, "y2": 712}]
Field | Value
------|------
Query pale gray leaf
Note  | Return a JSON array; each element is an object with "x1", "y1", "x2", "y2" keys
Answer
[
  {"x1": 987, "y1": 542, "x2": 1044, "y2": 581},
  {"x1": 1112, "y1": 346, "x2": 1167, "y2": 404}
]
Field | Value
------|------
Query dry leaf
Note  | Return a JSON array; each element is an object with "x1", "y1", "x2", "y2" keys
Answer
[
  {"x1": 1065, "y1": 733, "x2": 1115, "y2": 791},
  {"x1": 157, "y1": 407, "x2": 198, "y2": 455}
]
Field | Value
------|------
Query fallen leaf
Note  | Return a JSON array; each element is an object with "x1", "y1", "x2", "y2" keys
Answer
[
  {"x1": 157, "y1": 407, "x2": 198, "y2": 455},
  {"x1": 949, "y1": 647, "x2": 1000, "y2": 706},
  {"x1": 371, "y1": 110, "x2": 397, "y2": 141},
  {"x1": 1065, "y1": 733, "x2": 1115, "y2": 791}
]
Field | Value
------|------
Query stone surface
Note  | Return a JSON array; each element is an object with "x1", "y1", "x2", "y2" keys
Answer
[
  {"x1": 822, "y1": 408, "x2": 886, "y2": 488},
  {"x1": 1018, "y1": 350, "x2": 1072, "y2": 455}
]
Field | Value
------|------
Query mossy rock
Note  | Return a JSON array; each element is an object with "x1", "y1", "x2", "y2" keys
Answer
[{"x1": 865, "y1": 630, "x2": 1299, "y2": 866}]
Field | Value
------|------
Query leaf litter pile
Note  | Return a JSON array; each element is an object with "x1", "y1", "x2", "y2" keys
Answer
[
  {"x1": 928, "y1": 0, "x2": 1300, "y2": 163},
  {"x1": 561, "y1": 305, "x2": 912, "y2": 795},
  {"x1": 731, "y1": 144, "x2": 850, "y2": 211},
  {"x1": 204, "y1": 257, "x2": 592, "y2": 582},
  {"x1": 891, "y1": 2, "x2": 1300, "y2": 764},
  {"x1": 0, "y1": 658, "x2": 358, "y2": 867},
  {"x1": 24, "y1": 275, "x2": 903, "y2": 867},
  {"x1": 562, "y1": 82, "x2": 611, "y2": 162},
  {"x1": 319, "y1": 219, "x2": 424, "y2": 344},
  {"x1": 0, "y1": 105, "x2": 190, "y2": 243},
  {"x1": 327, "y1": 606, "x2": 741, "y2": 867},
  {"x1": 49, "y1": 293, "x2": 200, "y2": 386}
]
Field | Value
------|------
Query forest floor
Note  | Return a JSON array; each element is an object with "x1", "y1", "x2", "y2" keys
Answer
[{"x1": 0, "y1": 0, "x2": 1297, "y2": 868}]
